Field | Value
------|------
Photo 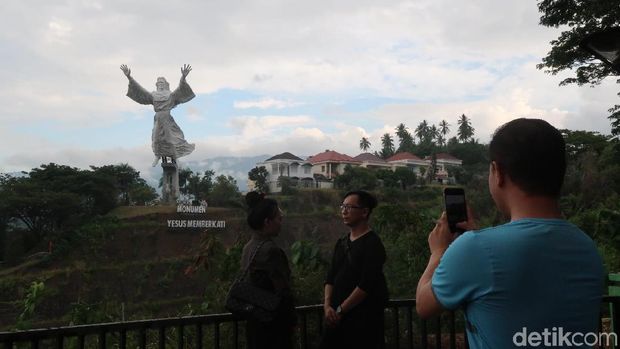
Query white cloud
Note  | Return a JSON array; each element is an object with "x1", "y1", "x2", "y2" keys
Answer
[
  {"x1": 234, "y1": 98, "x2": 304, "y2": 109},
  {"x1": 46, "y1": 19, "x2": 73, "y2": 44},
  {"x1": 228, "y1": 115, "x2": 314, "y2": 138}
]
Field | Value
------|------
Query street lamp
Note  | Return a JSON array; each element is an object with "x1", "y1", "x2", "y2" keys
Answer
[{"x1": 579, "y1": 27, "x2": 620, "y2": 74}]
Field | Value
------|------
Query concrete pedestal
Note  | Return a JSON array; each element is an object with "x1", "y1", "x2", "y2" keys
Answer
[{"x1": 161, "y1": 159, "x2": 179, "y2": 204}]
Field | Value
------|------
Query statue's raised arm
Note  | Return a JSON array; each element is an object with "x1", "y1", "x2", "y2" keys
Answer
[
  {"x1": 181, "y1": 64, "x2": 191, "y2": 80},
  {"x1": 120, "y1": 64, "x2": 131, "y2": 78}
]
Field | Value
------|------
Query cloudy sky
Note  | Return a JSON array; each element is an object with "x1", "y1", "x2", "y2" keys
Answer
[{"x1": 1, "y1": 0, "x2": 618, "y2": 183}]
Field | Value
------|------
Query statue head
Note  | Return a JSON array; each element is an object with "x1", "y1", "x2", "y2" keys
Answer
[{"x1": 156, "y1": 77, "x2": 170, "y2": 91}]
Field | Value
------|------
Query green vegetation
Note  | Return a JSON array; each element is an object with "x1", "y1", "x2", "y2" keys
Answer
[
  {"x1": 248, "y1": 166, "x2": 269, "y2": 193},
  {"x1": 536, "y1": 0, "x2": 620, "y2": 137}
]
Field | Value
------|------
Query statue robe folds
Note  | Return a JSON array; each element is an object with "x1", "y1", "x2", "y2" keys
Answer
[{"x1": 126, "y1": 77, "x2": 196, "y2": 161}]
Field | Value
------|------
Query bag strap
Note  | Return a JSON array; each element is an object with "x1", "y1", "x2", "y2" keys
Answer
[{"x1": 240, "y1": 240, "x2": 267, "y2": 280}]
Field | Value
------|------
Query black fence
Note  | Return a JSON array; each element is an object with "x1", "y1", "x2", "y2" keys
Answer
[{"x1": 1, "y1": 296, "x2": 618, "y2": 349}]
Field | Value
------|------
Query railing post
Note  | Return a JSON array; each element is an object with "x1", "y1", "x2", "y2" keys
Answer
[
  {"x1": 213, "y1": 323, "x2": 219, "y2": 349},
  {"x1": 435, "y1": 317, "x2": 441, "y2": 349},
  {"x1": 301, "y1": 313, "x2": 308, "y2": 349},
  {"x1": 406, "y1": 306, "x2": 413, "y2": 349},
  {"x1": 233, "y1": 321, "x2": 239, "y2": 349},
  {"x1": 56, "y1": 335, "x2": 63, "y2": 349},
  {"x1": 98, "y1": 331, "x2": 105, "y2": 349},
  {"x1": 177, "y1": 326, "x2": 184, "y2": 349},
  {"x1": 449, "y1": 311, "x2": 456, "y2": 349},
  {"x1": 119, "y1": 329, "x2": 126, "y2": 349},
  {"x1": 392, "y1": 307, "x2": 400, "y2": 349},
  {"x1": 195, "y1": 324, "x2": 202, "y2": 349},
  {"x1": 421, "y1": 319, "x2": 428, "y2": 349},
  {"x1": 139, "y1": 328, "x2": 146, "y2": 349},
  {"x1": 78, "y1": 334, "x2": 85, "y2": 349},
  {"x1": 158, "y1": 327, "x2": 165, "y2": 349}
]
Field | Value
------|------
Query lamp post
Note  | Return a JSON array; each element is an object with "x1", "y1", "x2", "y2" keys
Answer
[{"x1": 579, "y1": 27, "x2": 620, "y2": 74}]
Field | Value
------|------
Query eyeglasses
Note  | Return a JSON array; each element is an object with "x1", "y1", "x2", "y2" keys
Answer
[{"x1": 340, "y1": 204, "x2": 364, "y2": 211}]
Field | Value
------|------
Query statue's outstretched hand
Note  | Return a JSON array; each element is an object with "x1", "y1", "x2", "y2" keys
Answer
[
  {"x1": 181, "y1": 64, "x2": 192, "y2": 80},
  {"x1": 120, "y1": 64, "x2": 131, "y2": 78}
]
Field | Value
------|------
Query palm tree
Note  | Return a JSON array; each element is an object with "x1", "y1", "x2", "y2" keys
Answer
[
  {"x1": 359, "y1": 137, "x2": 371, "y2": 152},
  {"x1": 395, "y1": 123, "x2": 415, "y2": 152},
  {"x1": 415, "y1": 120, "x2": 430, "y2": 143},
  {"x1": 429, "y1": 125, "x2": 440, "y2": 145},
  {"x1": 380, "y1": 133, "x2": 395, "y2": 159},
  {"x1": 439, "y1": 120, "x2": 450, "y2": 138},
  {"x1": 457, "y1": 114, "x2": 475, "y2": 142}
]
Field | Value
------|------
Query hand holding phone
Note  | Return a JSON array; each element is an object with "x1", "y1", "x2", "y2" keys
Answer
[{"x1": 443, "y1": 188, "x2": 468, "y2": 233}]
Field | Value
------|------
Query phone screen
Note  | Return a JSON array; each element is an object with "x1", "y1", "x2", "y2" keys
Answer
[{"x1": 444, "y1": 189, "x2": 467, "y2": 233}]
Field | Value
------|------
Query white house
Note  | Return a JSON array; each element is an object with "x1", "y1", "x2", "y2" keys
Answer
[
  {"x1": 307, "y1": 150, "x2": 361, "y2": 181},
  {"x1": 386, "y1": 152, "x2": 429, "y2": 177},
  {"x1": 254, "y1": 152, "x2": 314, "y2": 192}
]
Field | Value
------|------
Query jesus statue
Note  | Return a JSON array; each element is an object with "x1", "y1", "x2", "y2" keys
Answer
[{"x1": 120, "y1": 64, "x2": 196, "y2": 166}]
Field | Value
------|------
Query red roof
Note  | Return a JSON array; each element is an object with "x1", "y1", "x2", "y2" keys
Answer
[
  {"x1": 307, "y1": 150, "x2": 360, "y2": 164},
  {"x1": 386, "y1": 152, "x2": 422, "y2": 162},
  {"x1": 353, "y1": 152, "x2": 386, "y2": 163},
  {"x1": 435, "y1": 153, "x2": 461, "y2": 161}
]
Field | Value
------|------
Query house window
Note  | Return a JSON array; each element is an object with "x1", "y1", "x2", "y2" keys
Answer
[
  {"x1": 271, "y1": 164, "x2": 278, "y2": 172},
  {"x1": 321, "y1": 165, "x2": 325, "y2": 172},
  {"x1": 304, "y1": 166, "x2": 310, "y2": 174}
]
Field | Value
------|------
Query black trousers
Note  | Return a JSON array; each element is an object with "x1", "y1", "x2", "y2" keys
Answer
[{"x1": 319, "y1": 308, "x2": 385, "y2": 349}]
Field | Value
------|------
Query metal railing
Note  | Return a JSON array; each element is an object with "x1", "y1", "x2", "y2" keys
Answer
[{"x1": 1, "y1": 296, "x2": 618, "y2": 349}]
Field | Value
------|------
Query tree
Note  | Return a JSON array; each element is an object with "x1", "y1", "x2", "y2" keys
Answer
[
  {"x1": 209, "y1": 175, "x2": 241, "y2": 207},
  {"x1": 91, "y1": 164, "x2": 154, "y2": 206},
  {"x1": 439, "y1": 120, "x2": 450, "y2": 139},
  {"x1": 560, "y1": 129, "x2": 610, "y2": 160},
  {"x1": 177, "y1": 168, "x2": 194, "y2": 197},
  {"x1": 437, "y1": 120, "x2": 450, "y2": 147},
  {"x1": 379, "y1": 133, "x2": 395, "y2": 159},
  {"x1": 129, "y1": 181, "x2": 158, "y2": 205},
  {"x1": 395, "y1": 123, "x2": 415, "y2": 152},
  {"x1": 414, "y1": 120, "x2": 430, "y2": 143},
  {"x1": 333, "y1": 165, "x2": 377, "y2": 191},
  {"x1": 537, "y1": 0, "x2": 620, "y2": 137},
  {"x1": 429, "y1": 125, "x2": 440, "y2": 145},
  {"x1": 426, "y1": 153, "x2": 438, "y2": 183},
  {"x1": 248, "y1": 166, "x2": 269, "y2": 193},
  {"x1": 186, "y1": 170, "x2": 215, "y2": 202},
  {"x1": 359, "y1": 137, "x2": 371, "y2": 152},
  {"x1": 393, "y1": 167, "x2": 417, "y2": 189},
  {"x1": 457, "y1": 114, "x2": 475, "y2": 142}
]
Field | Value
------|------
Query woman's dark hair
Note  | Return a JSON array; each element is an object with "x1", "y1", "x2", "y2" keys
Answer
[
  {"x1": 245, "y1": 191, "x2": 279, "y2": 230},
  {"x1": 489, "y1": 118, "x2": 566, "y2": 197},
  {"x1": 343, "y1": 190, "x2": 378, "y2": 218}
]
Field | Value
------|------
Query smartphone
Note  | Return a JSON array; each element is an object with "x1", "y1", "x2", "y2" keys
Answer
[{"x1": 444, "y1": 187, "x2": 468, "y2": 233}]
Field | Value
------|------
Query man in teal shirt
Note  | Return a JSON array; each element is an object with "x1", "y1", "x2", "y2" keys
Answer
[{"x1": 416, "y1": 118, "x2": 604, "y2": 348}]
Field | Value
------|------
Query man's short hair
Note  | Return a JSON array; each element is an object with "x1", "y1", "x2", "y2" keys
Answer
[
  {"x1": 344, "y1": 190, "x2": 378, "y2": 218},
  {"x1": 489, "y1": 118, "x2": 566, "y2": 197}
]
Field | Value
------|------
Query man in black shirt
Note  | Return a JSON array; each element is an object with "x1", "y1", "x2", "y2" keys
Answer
[{"x1": 320, "y1": 190, "x2": 388, "y2": 349}]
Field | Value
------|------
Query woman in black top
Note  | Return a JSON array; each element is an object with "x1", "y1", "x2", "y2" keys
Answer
[{"x1": 241, "y1": 192, "x2": 296, "y2": 349}]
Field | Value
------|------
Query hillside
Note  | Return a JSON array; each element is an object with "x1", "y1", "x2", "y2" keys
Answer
[{"x1": 0, "y1": 190, "x2": 348, "y2": 330}]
